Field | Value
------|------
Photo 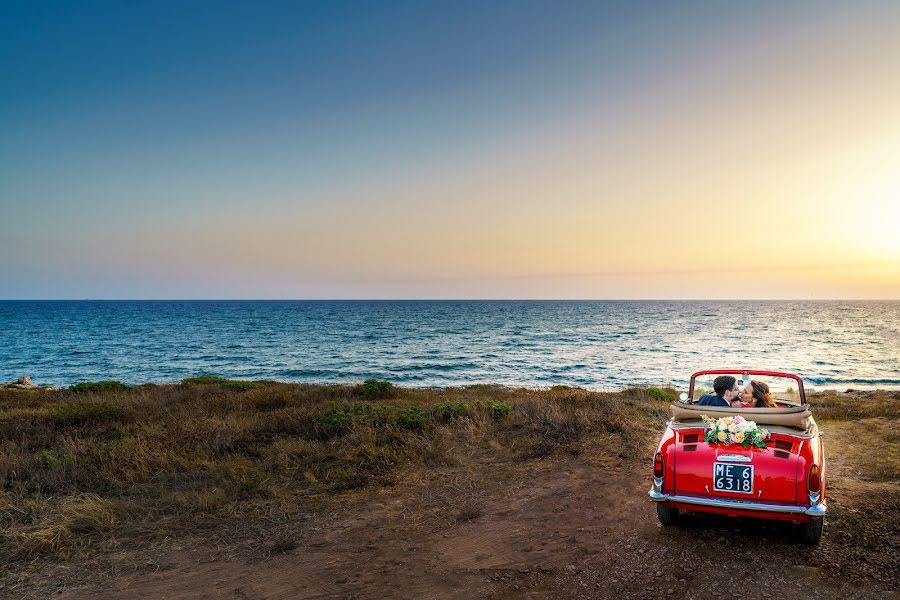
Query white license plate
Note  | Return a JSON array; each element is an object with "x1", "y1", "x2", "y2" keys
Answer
[{"x1": 713, "y1": 463, "x2": 754, "y2": 494}]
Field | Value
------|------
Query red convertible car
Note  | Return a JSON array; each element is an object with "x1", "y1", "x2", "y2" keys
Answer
[{"x1": 649, "y1": 370, "x2": 826, "y2": 543}]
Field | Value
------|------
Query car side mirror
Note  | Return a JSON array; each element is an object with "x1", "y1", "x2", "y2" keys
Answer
[{"x1": 679, "y1": 392, "x2": 688, "y2": 402}]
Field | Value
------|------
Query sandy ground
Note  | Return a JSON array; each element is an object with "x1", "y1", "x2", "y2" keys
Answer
[{"x1": 41, "y1": 431, "x2": 897, "y2": 600}]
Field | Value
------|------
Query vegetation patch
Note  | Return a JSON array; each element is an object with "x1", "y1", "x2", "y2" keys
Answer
[
  {"x1": 182, "y1": 375, "x2": 229, "y2": 385},
  {"x1": 358, "y1": 379, "x2": 394, "y2": 400},
  {"x1": 40, "y1": 449, "x2": 60, "y2": 469},
  {"x1": 646, "y1": 387, "x2": 676, "y2": 401},
  {"x1": 181, "y1": 375, "x2": 260, "y2": 391},
  {"x1": 47, "y1": 402, "x2": 127, "y2": 427},
  {"x1": 487, "y1": 400, "x2": 512, "y2": 420},
  {"x1": 317, "y1": 408, "x2": 354, "y2": 439},
  {"x1": 430, "y1": 401, "x2": 470, "y2": 422},
  {"x1": 394, "y1": 406, "x2": 428, "y2": 430},
  {"x1": 0, "y1": 382, "x2": 892, "y2": 589},
  {"x1": 223, "y1": 380, "x2": 261, "y2": 391},
  {"x1": 316, "y1": 398, "x2": 509, "y2": 438},
  {"x1": 69, "y1": 381, "x2": 130, "y2": 393}
]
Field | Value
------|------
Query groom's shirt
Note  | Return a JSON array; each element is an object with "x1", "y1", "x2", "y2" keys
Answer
[{"x1": 698, "y1": 393, "x2": 730, "y2": 407}]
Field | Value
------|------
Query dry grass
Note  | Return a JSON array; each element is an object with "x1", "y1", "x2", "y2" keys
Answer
[
  {"x1": 0, "y1": 381, "x2": 895, "y2": 588},
  {"x1": 822, "y1": 417, "x2": 900, "y2": 482},
  {"x1": 0, "y1": 382, "x2": 670, "y2": 570},
  {"x1": 810, "y1": 389, "x2": 900, "y2": 421}
]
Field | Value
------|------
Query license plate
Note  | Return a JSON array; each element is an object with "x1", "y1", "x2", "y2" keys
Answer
[{"x1": 713, "y1": 463, "x2": 754, "y2": 494}]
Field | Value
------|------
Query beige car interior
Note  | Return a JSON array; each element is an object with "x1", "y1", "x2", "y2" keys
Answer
[{"x1": 670, "y1": 402, "x2": 818, "y2": 439}]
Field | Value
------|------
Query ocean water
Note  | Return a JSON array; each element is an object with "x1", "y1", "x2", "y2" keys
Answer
[{"x1": 0, "y1": 300, "x2": 898, "y2": 390}]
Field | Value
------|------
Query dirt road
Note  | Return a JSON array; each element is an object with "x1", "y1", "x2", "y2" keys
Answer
[{"x1": 53, "y1": 446, "x2": 897, "y2": 600}]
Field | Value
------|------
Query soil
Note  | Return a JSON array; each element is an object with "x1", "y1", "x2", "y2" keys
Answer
[{"x1": 43, "y1": 444, "x2": 897, "y2": 600}]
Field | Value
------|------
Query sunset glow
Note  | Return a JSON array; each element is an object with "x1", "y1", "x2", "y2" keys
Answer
[{"x1": 1, "y1": 2, "x2": 899, "y2": 298}]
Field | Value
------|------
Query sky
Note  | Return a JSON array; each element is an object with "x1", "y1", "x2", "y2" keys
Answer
[{"x1": 1, "y1": 1, "x2": 899, "y2": 299}]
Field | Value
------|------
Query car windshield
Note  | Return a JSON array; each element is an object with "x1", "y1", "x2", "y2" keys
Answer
[{"x1": 689, "y1": 373, "x2": 803, "y2": 407}]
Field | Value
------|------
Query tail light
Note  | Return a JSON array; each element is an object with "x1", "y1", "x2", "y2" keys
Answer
[
  {"x1": 807, "y1": 463, "x2": 821, "y2": 494},
  {"x1": 653, "y1": 452, "x2": 664, "y2": 479},
  {"x1": 807, "y1": 463, "x2": 822, "y2": 505}
]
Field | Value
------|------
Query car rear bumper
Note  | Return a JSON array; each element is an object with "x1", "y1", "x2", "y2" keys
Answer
[{"x1": 648, "y1": 489, "x2": 826, "y2": 517}]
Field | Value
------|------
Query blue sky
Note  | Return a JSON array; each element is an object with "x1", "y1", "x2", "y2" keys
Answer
[{"x1": 2, "y1": 1, "x2": 898, "y2": 298}]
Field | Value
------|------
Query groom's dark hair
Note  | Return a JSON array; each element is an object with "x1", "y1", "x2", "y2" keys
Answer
[{"x1": 713, "y1": 375, "x2": 737, "y2": 396}]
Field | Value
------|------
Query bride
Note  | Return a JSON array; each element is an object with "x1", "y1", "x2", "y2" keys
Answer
[{"x1": 738, "y1": 380, "x2": 777, "y2": 408}]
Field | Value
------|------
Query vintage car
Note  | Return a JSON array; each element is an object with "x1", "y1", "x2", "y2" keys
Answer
[{"x1": 649, "y1": 369, "x2": 826, "y2": 543}]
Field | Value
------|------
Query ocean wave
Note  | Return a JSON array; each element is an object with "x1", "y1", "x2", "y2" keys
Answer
[{"x1": 386, "y1": 361, "x2": 482, "y2": 373}]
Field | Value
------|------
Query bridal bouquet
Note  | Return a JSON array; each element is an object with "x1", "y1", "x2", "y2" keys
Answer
[{"x1": 701, "y1": 415, "x2": 770, "y2": 448}]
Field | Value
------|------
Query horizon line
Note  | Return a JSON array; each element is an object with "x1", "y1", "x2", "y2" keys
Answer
[{"x1": 1, "y1": 298, "x2": 899, "y2": 302}]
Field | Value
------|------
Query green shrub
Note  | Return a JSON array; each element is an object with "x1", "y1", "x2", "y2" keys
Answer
[
  {"x1": 646, "y1": 387, "x2": 675, "y2": 401},
  {"x1": 317, "y1": 402, "x2": 435, "y2": 433},
  {"x1": 40, "y1": 449, "x2": 60, "y2": 468},
  {"x1": 347, "y1": 402, "x2": 378, "y2": 421},
  {"x1": 488, "y1": 400, "x2": 512, "y2": 420},
  {"x1": 48, "y1": 402, "x2": 127, "y2": 427},
  {"x1": 359, "y1": 379, "x2": 394, "y2": 400},
  {"x1": 317, "y1": 409, "x2": 353, "y2": 438},
  {"x1": 394, "y1": 406, "x2": 427, "y2": 431},
  {"x1": 69, "y1": 381, "x2": 130, "y2": 393},
  {"x1": 182, "y1": 375, "x2": 229, "y2": 385},
  {"x1": 431, "y1": 401, "x2": 469, "y2": 422},
  {"x1": 181, "y1": 375, "x2": 259, "y2": 391},
  {"x1": 222, "y1": 380, "x2": 260, "y2": 391}
]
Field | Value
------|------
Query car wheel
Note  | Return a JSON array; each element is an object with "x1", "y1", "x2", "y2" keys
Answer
[
  {"x1": 798, "y1": 517, "x2": 824, "y2": 544},
  {"x1": 656, "y1": 503, "x2": 680, "y2": 526}
]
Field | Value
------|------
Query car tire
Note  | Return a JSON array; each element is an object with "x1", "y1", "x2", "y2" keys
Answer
[
  {"x1": 656, "y1": 503, "x2": 680, "y2": 526},
  {"x1": 798, "y1": 517, "x2": 824, "y2": 544}
]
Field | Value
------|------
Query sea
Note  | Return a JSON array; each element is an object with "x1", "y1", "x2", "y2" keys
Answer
[{"x1": 1, "y1": 300, "x2": 898, "y2": 390}]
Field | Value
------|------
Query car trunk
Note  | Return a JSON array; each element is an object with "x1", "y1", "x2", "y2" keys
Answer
[{"x1": 673, "y1": 428, "x2": 801, "y2": 503}]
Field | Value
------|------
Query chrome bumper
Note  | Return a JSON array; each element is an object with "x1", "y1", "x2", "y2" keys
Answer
[{"x1": 648, "y1": 489, "x2": 826, "y2": 517}]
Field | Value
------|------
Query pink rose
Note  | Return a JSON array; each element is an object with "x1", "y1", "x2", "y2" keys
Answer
[{"x1": 733, "y1": 416, "x2": 744, "y2": 424}]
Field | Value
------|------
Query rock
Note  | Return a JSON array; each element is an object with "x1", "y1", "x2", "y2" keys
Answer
[{"x1": 4, "y1": 375, "x2": 41, "y2": 389}]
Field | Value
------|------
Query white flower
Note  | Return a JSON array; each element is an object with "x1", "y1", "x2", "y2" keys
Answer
[{"x1": 728, "y1": 424, "x2": 738, "y2": 433}]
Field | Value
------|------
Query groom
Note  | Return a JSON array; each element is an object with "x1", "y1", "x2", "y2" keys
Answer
[{"x1": 698, "y1": 375, "x2": 740, "y2": 407}]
